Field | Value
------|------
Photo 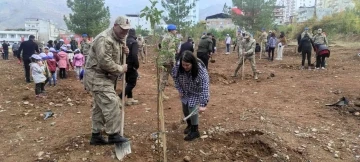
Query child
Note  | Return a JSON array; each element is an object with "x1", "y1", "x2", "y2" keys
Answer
[
  {"x1": 30, "y1": 54, "x2": 47, "y2": 98},
  {"x1": 58, "y1": 47, "x2": 70, "y2": 79},
  {"x1": 66, "y1": 44, "x2": 74, "y2": 70},
  {"x1": 72, "y1": 49, "x2": 85, "y2": 79},
  {"x1": 47, "y1": 55, "x2": 57, "y2": 86}
]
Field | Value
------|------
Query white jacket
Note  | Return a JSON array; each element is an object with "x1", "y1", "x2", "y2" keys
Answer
[{"x1": 30, "y1": 63, "x2": 47, "y2": 84}]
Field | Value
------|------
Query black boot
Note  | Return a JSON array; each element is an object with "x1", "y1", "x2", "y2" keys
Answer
[
  {"x1": 184, "y1": 125, "x2": 200, "y2": 141},
  {"x1": 108, "y1": 133, "x2": 129, "y2": 144},
  {"x1": 183, "y1": 120, "x2": 191, "y2": 134},
  {"x1": 90, "y1": 133, "x2": 108, "y2": 145}
]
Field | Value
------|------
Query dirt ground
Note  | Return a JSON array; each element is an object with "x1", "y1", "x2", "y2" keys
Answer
[{"x1": 1, "y1": 42, "x2": 360, "y2": 162}]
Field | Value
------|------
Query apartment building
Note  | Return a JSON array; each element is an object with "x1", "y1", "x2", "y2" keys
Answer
[{"x1": 0, "y1": 31, "x2": 38, "y2": 45}]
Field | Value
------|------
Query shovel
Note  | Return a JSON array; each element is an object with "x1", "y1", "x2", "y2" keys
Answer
[
  {"x1": 210, "y1": 55, "x2": 215, "y2": 63},
  {"x1": 181, "y1": 107, "x2": 199, "y2": 124},
  {"x1": 115, "y1": 47, "x2": 131, "y2": 160}
]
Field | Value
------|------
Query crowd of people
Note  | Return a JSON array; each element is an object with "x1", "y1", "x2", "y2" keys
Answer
[{"x1": 0, "y1": 14, "x2": 331, "y2": 146}]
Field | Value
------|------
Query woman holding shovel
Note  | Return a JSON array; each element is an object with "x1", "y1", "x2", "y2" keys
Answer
[{"x1": 172, "y1": 51, "x2": 210, "y2": 141}]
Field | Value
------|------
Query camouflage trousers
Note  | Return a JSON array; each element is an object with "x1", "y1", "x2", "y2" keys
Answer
[
  {"x1": 91, "y1": 91, "x2": 122, "y2": 134},
  {"x1": 139, "y1": 49, "x2": 145, "y2": 62},
  {"x1": 160, "y1": 65, "x2": 173, "y2": 92},
  {"x1": 234, "y1": 55, "x2": 257, "y2": 75},
  {"x1": 260, "y1": 41, "x2": 267, "y2": 54}
]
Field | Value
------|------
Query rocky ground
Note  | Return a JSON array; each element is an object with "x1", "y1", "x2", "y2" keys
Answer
[{"x1": 0, "y1": 42, "x2": 360, "y2": 162}]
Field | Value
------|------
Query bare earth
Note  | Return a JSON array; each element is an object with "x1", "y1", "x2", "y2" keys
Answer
[{"x1": 0, "y1": 43, "x2": 360, "y2": 162}]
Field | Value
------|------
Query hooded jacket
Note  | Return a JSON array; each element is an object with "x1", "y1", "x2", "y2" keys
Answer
[
  {"x1": 73, "y1": 53, "x2": 85, "y2": 67},
  {"x1": 57, "y1": 51, "x2": 69, "y2": 68},
  {"x1": 126, "y1": 29, "x2": 139, "y2": 70},
  {"x1": 197, "y1": 36, "x2": 213, "y2": 53},
  {"x1": 30, "y1": 62, "x2": 47, "y2": 84}
]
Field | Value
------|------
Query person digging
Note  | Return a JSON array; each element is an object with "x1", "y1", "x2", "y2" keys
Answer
[{"x1": 231, "y1": 32, "x2": 258, "y2": 80}]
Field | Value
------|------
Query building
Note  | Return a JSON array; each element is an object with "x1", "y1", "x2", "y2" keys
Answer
[
  {"x1": 322, "y1": 0, "x2": 355, "y2": 13},
  {"x1": 0, "y1": 31, "x2": 38, "y2": 45},
  {"x1": 125, "y1": 14, "x2": 151, "y2": 31},
  {"x1": 187, "y1": 0, "x2": 200, "y2": 25},
  {"x1": 274, "y1": 6, "x2": 286, "y2": 25},
  {"x1": 205, "y1": 13, "x2": 236, "y2": 30},
  {"x1": 296, "y1": 6, "x2": 333, "y2": 23},
  {"x1": 25, "y1": 18, "x2": 69, "y2": 42}
]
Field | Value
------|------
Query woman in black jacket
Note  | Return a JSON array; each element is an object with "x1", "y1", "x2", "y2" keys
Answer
[
  {"x1": 119, "y1": 29, "x2": 140, "y2": 105},
  {"x1": 299, "y1": 33, "x2": 315, "y2": 70}
]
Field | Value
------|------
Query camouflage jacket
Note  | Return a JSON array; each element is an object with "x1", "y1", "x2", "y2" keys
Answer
[
  {"x1": 313, "y1": 34, "x2": 328, "y2": 46},
  {"x1": 81, "y1": 40, "x2": 91, "y2": 56},
  {"x1": 242, "y1": 38, "x2": 256, "y2": 57},
  {"x1": 137, "y1": 39, "x2": 145, "y2": 51},
  {"x1": 159, "y1": 32, "x2": 178, "y2": 65},
  {"x1": 83, "y1": 28, "x2": 126, "y2": 92},
  {"x1": 259, "y1": 32, "x2": 268, "y2": 43}
]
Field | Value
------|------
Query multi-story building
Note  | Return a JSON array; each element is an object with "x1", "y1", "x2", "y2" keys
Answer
[
  {"x1": 187, "y1": 0, "x2": 200, "y2": 25},
  {"x1": 296, "y1": 6, "x2": 333, "y2": 23},
  {"x1": 0, "y1": 31, "x2": 38, "y2": 45},
  {"x1": 25, "y1": 18, "x2": 69, "y2": 42},
  {"x1": 205, "y1": 13, "x2": 236, "y2": 31},
  {"x1": 274, "y1": 6, "x2": 286, "y2": 25}
]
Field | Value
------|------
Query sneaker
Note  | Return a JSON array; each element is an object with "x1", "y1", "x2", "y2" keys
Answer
[
  {"x1": 90, "y1": 133, "x2": 108, "y2": 145},
  {"x1": 321, "y1": 67, "x2": 325, "y2": 70},
  {"x1": 108, "y1": 133, "x2": 129, "y2": 144},
  {"x1": 126, "y1": 98, "x2": 139, "y2": 106},
  {"x1": 315, "y1": 67, "x2": 320, "y2": 70},
  {"x1": 308, "y1": 67, "x2": 312, "y2": 70}
]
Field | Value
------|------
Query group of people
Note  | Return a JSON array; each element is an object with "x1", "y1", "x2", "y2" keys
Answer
[
  {"x1": 298, "y1": 27, "x2": 329, "y2": 70},
  {"x1": 14, "y1": 34, "x2": 92, "y2": 98}
]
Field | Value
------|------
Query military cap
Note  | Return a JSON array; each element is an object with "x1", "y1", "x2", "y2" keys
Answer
[{"x1": 115, "y1": 16, "x2": 131, "y2": 29}]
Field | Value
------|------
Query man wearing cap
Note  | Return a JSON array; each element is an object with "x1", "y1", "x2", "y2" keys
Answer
[
  {"x1": 18, "y1": 35, "x2": 40, "y2": 83},
  {"x1": 231, "y1": 32, "x2": 258, "y2": 80},
  {"x1": 83, "y1": 16, "x2": 130, "y2": 145},
  {"x1": 259, "y1": 28, "x2": 268, "y2": 59},
  {"x1": 159, "y1": 24, "x2": 179, "y2": 100},
  {"x1": 313, "y1": 28, "x2": 329, "y2": 69},
  {"x1": 81, "y1": 34, "x2": 91, "y2": 62}
]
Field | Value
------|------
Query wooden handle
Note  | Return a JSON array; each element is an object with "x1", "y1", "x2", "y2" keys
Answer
[{"x1": 120, "y1": 49, "x2": 126, "y2": 136}]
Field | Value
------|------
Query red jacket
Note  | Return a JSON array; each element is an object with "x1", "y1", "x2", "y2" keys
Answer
[{"x1": 47, "y1": 59, "x2": 57, "y2": 72}]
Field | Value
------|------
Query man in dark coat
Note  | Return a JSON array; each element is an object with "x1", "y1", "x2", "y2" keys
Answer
[
  {"x1": 177, "y1": 37, "x2": 194, "y2": 61},
  {"x1": 17, "y1": 35, "x2": 39, "y2": 83}
]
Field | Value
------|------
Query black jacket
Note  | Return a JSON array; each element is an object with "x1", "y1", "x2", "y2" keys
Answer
[
  {"x1": 178, "y1": 41, "x2": 194, "y2": 60},
  {"x1": 299, "y1": 36, "x2": 315, "y2": 52},
  {"x1": 17, "y1": 40, "x2": 39, "y2": 60},
  {"x1": 126, "y1": 32, "x2": 139, "y2": 71},
  {"x1": 70, "y1": 40, "x2": 77, "y2": 51},
  {"x1": 2, "y1": 43, "x2": 9, "y2": 51}
]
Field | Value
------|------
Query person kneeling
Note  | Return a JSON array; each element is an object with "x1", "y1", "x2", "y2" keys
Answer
[{"x1": 172, "y1": 51, "x2": 210, "y2": 141}]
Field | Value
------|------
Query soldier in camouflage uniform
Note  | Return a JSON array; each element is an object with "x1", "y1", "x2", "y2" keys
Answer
[
  {"x1": 313, "y1": 28, "x2": 329, "y2": 69},
  {"x1": 232, "y1": 32, "x2": 258, "y2": 80},
  {"x1": 159, "y1": 24, "x2": 178, "y2": 100},
  {"x1": 259, "y1": 28, "x2": 268, "y2": 59},
  {"x1": 81, "y1": 33, "x2": 91, "y2": 63},
  {"x1": 137, "y1": 36, "x2": 146, "y2": 64},
  {"x1": 83, "y1": 16, "x2": 130, "y2": 145}
]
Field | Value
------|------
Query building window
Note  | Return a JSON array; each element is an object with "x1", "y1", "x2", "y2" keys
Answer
[
  {"x1": 0, "y1": 34, "x2": 6, "y2": 38},
  {"x1": 10, "y1": 34, "x2": 15, "y2": 38}
]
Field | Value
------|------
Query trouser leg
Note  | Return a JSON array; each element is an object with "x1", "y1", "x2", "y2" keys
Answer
[
  {"x1": 187, "y1": 105, "x2": 199, "y2": 125},
  {"x1": 301, "y1": 51, "x2": 306, "y2": 66},
  {"x1": 92, "y1": 91, "x2": 122, "y2": 134}
]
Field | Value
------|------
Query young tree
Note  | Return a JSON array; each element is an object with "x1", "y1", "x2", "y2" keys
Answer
[
  {"x1": 135, "y1": 25, "x2": 150, "y2": 36},
  {"x1": 231, "y1": 0, "x2": 276, "y2": 32},
  {"x1": 140, "y1": 1, "x2": 167, "y2": 161},
  {"x1": 63, "y1": 0, "x2": 110, "y2": 37},
  {"x1": 161, "y1": 0, "x2": 199, "y2": 30}
]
